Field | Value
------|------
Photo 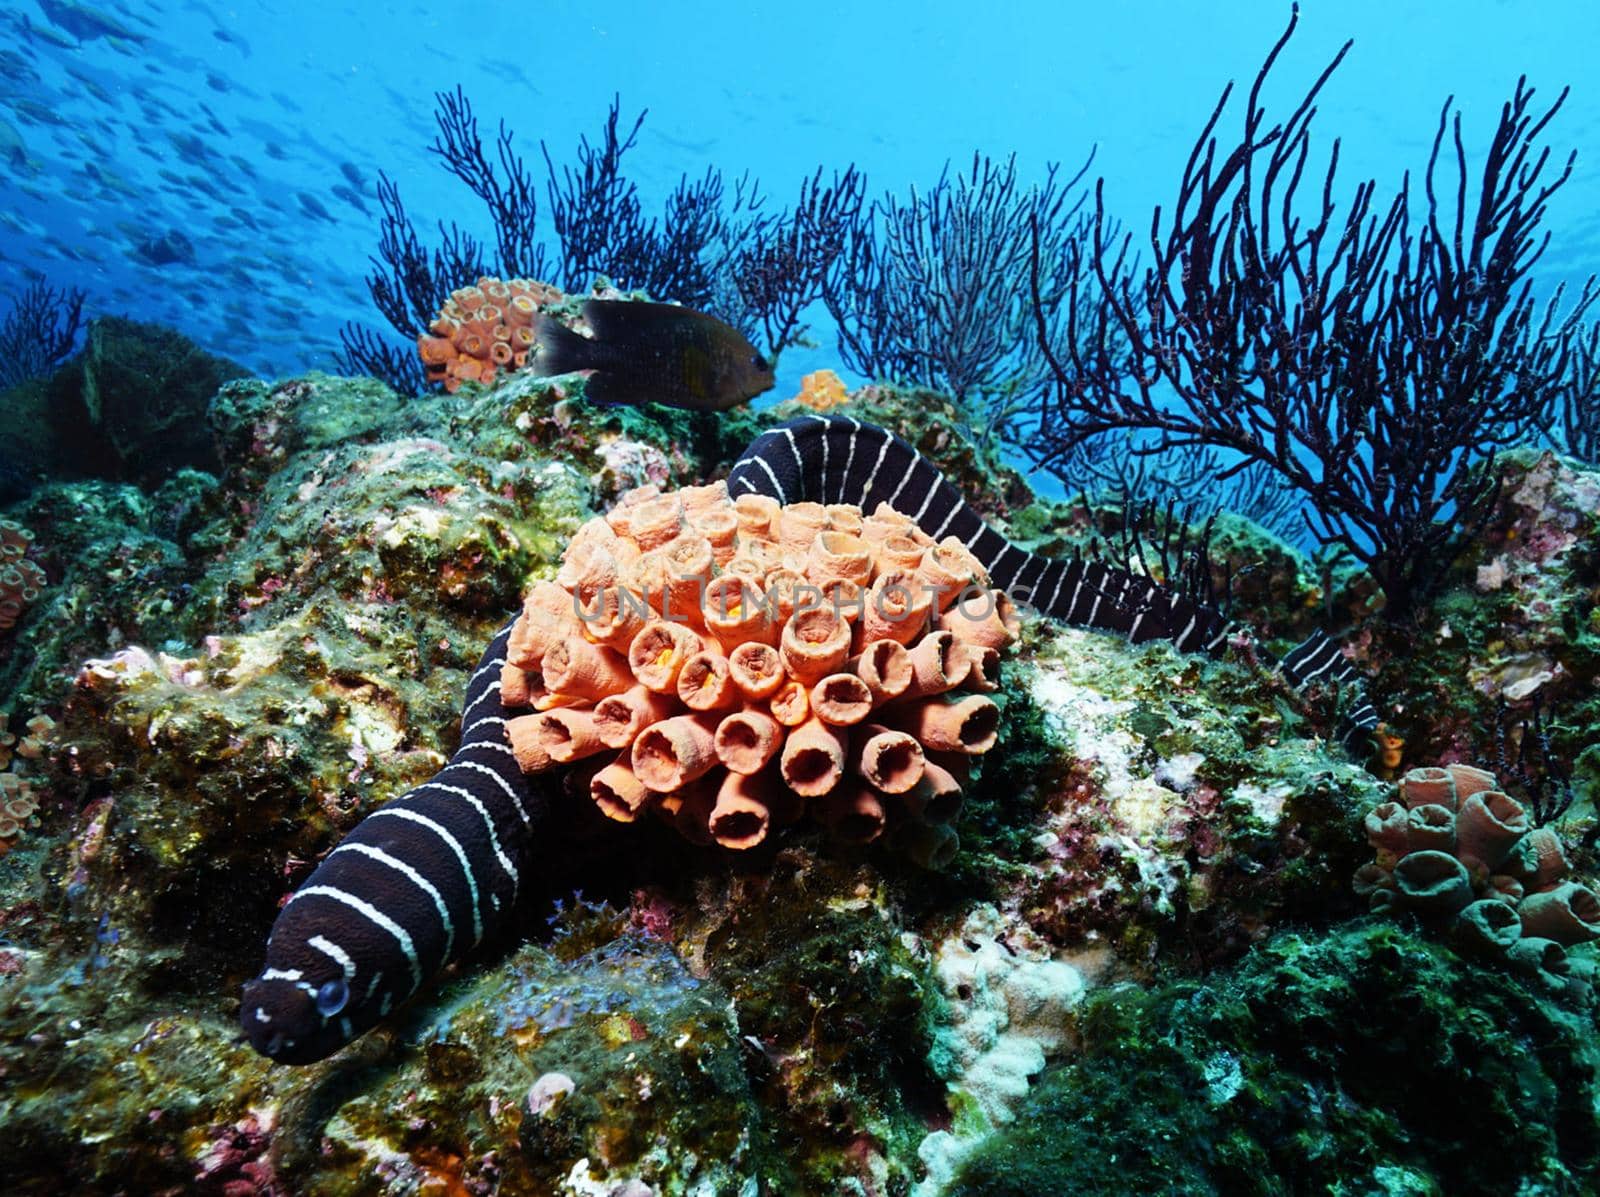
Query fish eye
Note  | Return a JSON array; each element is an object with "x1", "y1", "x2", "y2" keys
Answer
[
  {"x1": 315, "y1": 977, "x2": 350, "y2": 1017},
  {"x1": 751, "y1": 354, "x2": 770, "y2": 374}
]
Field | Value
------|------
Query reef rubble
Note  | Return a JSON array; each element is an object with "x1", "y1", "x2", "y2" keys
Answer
[{"x1": 0, "y1": 366, "x2": 1594, "y2": 1195}]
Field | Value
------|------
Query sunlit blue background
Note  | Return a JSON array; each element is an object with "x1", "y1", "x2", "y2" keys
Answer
[{"x1": 2, "y1": 0, "x2": 1596, "y2": 399}]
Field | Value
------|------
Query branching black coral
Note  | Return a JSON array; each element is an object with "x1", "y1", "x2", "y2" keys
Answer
[
  {"x1": 1551, "y1": 322, "x2": 1598, "y2": 463},
  {"x1": 339, "y1": 90, "x2": 852, "y2": 391},
  {"x1": 825, "y1": 152, "x2": 1113, "y2": 453},
  {"x1": 725, "y1": 166, "x2": 866, "y2": 361},
  {"x1": 1025, "y1": 4, "x2": 1596, "y2": 615},
  {"x1": 1066, "y1": 432, "x2": 1306, "y2": 544},
  {"x1": 0, "y1": 280, "x2": 86, "y2": 389}
]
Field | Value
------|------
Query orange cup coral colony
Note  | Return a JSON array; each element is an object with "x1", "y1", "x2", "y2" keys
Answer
[
  {"x1": 0, "y1": 518, "x2": 45, "y2": 632},
  {"x1": 416, "y1": 276, "x2": 563, "y2": 393},
  {"x1": 500, "y1": 483, "x2": 1020, "y2": 866}
]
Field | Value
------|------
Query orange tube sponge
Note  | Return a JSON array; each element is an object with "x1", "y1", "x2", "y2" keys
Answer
[
  {"x1": 626, "y1": 496, "x2": 685, "y2": 551},
  {"x1": 677, "y1": 650, "x2": 738, "y2": 712},
  {"x1": 665, "y1": 779, "x2": 719, "y2": 847},
  {"x1": 576, "y1": 586, "x2": 651, "y2": 651},
  {"x1": 418, "y1": 277, "x2": 563, "y2": 391},
  {"x1": 501, "y1": 661, "x2": 537, "y2": 709},
  {"x1": 590, "y1": 755, "x2": 652, "y2": 822},
  {"x1": 1455, "y1": 790, "x2": 1529, "y2": 870},
  {"x1": 903, "y1": 759, "x2": 965, "y2": 823},
  {"x1": 499, "y1": 483, "x2": 1016, "y2": 860},
  {"x1": 959, "y1": 644, "x2": 1003, "y2": 692},
  {"x1": 780, "y1": 716, "x2": 848, "y2": 797},
  {"x1": 1520, "y1": 828, "x2": 1570, "y2": 892},
  {"x1": 506, "y1": 714, "x2": 555, "y2": 773},
  {"x1": 816, "y1": 785, "x2": 886, "y2": 844},
  {"x1": 1518, "y1": 883, "x2": 1600, "y2": 945},
  {"x1": 903, "y1": 630, "x2": 973, "y2": 698},
  {"x1": 1405, "y1": 804, "x2": 1457, "y2": 854},
  {"x1": 824, "y1": 504, "x2": 863, "y2": 534},
  {"x1": 1393, "y1": 849, "x2": 1475, "y2": 916},
  {"x1": 556, "y1": 537, "x2": 621, "y2": 598},
  {"x1": 708, "y1": 770, "x2": 773, "y2": 850},
  {"x1": 806, "y1": 531, "x2": 874, "y2": 587},
  {"x1": 810, "y1": 673, "x2": 874, "y2": 726},
  {"x1": 692, "y1": 507, "x2": 740, "y2": 565},
  {"x1": 662, "y1": 534, "x2": 715, "y2": 626},
  {"x1": 631, "y1": 713, "x2": 721, "y2": 792},
  {"x1": 776, "y1": 501, "x2": 829, "y2": 554},
  {"x1": 938, "y1": 588, "x2": 1020, "y2": 649},
  {"x1": 847, "y1": 640, "x2": 912, "y2": 704},
  {"x1": 780, "y1": 608, "x2": 851, "y2": 684},
  {"x1": 525, "y1": 709, "x2": 611, "y2": 764},
  {"x1": 914, "y1": 539, "x2": 986, "y2": 611},
  {"x1": 851, "y1": 724, "x2": 925, "y2": 794},
  {"x1": 628, "y1": 621, "x2": 703, "y2": 692},
  {"x1": 728, "y1": 642, "x2": 785, "y2": 701},
  {"x1": 873, "y1": 534, "x2": 927, "y2": 575},
  {"x1": 703, "y1": 576, "x2": 778, "y2": 651},
  {"x1": 714, "y1": 711, "x2": 783, "y2": 774},
  {"x1": 593, "y1": 685, "x2": 679, "y2": 748},
  {"x1": 886, "y1": 694, "x2": 1000, "y2": 754},
  {"x1": 1364, "y1": 801, "x2": 1410, "y2": 861},
  {"x1": 857, "y1": 570, "x2": 932, "y2": 648},
  {"x1": 769, "y1": 679, "x2": 811, "y2": 727},
  {"x1": 733, "y1": 493, "x2": 780, "y2": 537},
  {"x1": 542, "y1": 637, "x2": 635, "y2": 702}
]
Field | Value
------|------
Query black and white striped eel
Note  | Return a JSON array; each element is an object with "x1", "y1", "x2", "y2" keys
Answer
[{"x1": 241, "y1": 414, "x2": 1375, "y2": 1063}]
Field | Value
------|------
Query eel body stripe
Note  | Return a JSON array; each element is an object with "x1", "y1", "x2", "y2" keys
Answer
[
  {"x1": 289, "y1": 885, "x2": 422, "y2": 989},
  {"x1": 366, "y1": 806, "x2": 486, "y2": 943},
  {"x1": 307, "y1": 934, "x2": 357, "y2": 979},
  {"x1": 415, "y1": 780, "x2": 521, "y2": 890},
  {"x1": 328, "y1": 841, "x2": 456, "y2": 958}
]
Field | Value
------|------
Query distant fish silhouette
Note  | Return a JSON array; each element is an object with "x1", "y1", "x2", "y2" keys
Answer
[
  {"x1": 36, "y1": 0, "x2": 146, "y2": 43},
  {"x1": 133, "y1": 230, "x2": 195, "y2": 267},
  {"x1": 330, "y1": 184, "x2": 369, "y2": 216},
  {"x1": 531, "y1": 300, "x2": 774, "y2": 411},
  {"x1": 296, "y1": 193, "x2": 336, "y2": 223},
  {"x1": 8, "y1": 11, "x2": 77, "y2": 49},
  {"x1": 212, "y1": 27, "x2": 251, "y2": 56},
  {"x1": 338, "y1": 162, "x2": 364, "y2": 189},
  {"x1": 0, "y1": 119, "x2": 25, "y2": 169},
  {"x1": 0, "y1": 48, "x2": 42, "y2": 85}
]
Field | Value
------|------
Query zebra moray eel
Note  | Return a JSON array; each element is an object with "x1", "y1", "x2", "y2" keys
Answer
[{"x1": 241, "y1": 413, "x2": 1375, "y2": 1063}]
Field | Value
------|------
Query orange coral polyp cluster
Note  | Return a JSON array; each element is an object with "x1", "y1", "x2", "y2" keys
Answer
[
  {"x1": 0, "y1": 714, "x2": 47, "y2": 857},
  {"x1": 500, "y1": 483, "x2": 1018, "y2": 860},
  {"x1": 417, "y1": 276, "x2": 562, "y2": 393},
  {"x1": 795, "y1": 368, "x2": 851, "y2": 411},
  {"x1": 0, "y1": 519, "x2": 45, "y2": 632}
]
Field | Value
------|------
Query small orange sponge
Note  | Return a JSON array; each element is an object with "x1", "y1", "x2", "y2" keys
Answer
[
  {"x1": 418, "y1": 276, "x2": 562, "y2": 393},
  {"x1": 0, "y1": 519, "x2": 44, "y2": 632}
]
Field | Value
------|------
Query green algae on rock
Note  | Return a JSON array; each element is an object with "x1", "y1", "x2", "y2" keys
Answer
[
  {"x1": 1, "y1": 352, "x2": 1591, "y2": 1194},
  {"x1": 946, "y1": 922, "x2": 1600, "y2": 1196}
]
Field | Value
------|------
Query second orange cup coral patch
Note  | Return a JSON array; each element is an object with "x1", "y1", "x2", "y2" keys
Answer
[
  {"x1": 499, "y1": 483, "x2": 1019, "y2": 864},
  {"x1": 417, "y1": 276, "x2": 562, "y2": 392}
]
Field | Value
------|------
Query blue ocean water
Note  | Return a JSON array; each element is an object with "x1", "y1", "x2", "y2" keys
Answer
[{"x1": 0, "y1": 0, "x2": 1596, "y2": 395}]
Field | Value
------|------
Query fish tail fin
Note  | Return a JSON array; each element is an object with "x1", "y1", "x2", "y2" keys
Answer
[
  {"x1": 531, "y1": 314, "x2": 599, "y2": 378},
  {"x1": 532, "y1": 313, "x2": 645, "y2": 407}
]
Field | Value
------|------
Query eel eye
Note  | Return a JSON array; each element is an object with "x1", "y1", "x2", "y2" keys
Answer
[{"x1": 315, "y1": 977, "x2": 350, "y2": 1017}]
